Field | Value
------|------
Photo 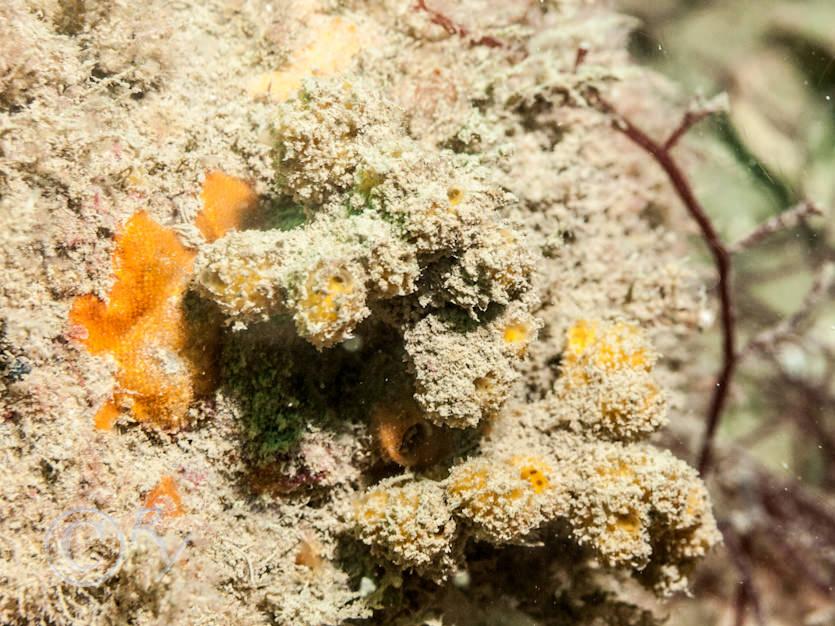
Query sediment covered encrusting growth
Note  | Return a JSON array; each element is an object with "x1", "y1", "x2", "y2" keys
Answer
[
  {"x1": 353, "y1": 477, "x2": 458, "y2": 579},
  {"x1": 193, "y1": 78, "x2": 718, "y2": 602},
  {"x1": 192, "y1": 77, "x2": 538, "y2": 429},
  {"x1": 546, "y1": 319, "x2": 668, "y2": 440},
  {"x1": 352, "y1": 321, "x2": 720, "y2": 597},
  {"x1": 189, "y1": 34, "x2": 720, "y2": 622}
]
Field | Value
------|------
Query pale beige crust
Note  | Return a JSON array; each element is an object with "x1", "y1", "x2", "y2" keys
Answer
[{"x1": 1, "y1": 1, "x2": 716, "y2": 624}]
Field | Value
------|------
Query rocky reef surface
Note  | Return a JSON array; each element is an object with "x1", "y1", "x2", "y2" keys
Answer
[{"x1": 0, "y1": 1, "x2": 719, "y2": 624}]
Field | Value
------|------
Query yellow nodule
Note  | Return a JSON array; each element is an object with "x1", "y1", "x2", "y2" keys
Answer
[
  {"x1": 510, "y1": 456, "x2": 552, "y2": 494},
  {"x1": 565, "y1": 320, "x2": 650, "y2": 372},
  {"x1": 612, "y1": 510, "x2": 641, "y2": 536},
  {"x1": 302, "y1": 273, "x2": 352, "y2": 324},
  {"x1": 566, "y1": 319, "x2": 597, "y2": 357},
  {"x1": 503, "y1": 322, "x2": 530, "y2": 352},
  {"x1": 447, "y1": 188, "x2": 463, "y2": 208}
]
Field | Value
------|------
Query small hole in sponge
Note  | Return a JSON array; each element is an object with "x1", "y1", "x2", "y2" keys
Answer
[
  {"x1": 399, "y1": 422, "x2": 430, "y2": 458},
  {"x1": 474, "y1": 373, "x2": 496, "y2": 397}
]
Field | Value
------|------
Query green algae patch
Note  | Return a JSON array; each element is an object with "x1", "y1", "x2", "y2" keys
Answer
[{"x1": 220, "y1": 333, "x2": 311, "y2": 458}]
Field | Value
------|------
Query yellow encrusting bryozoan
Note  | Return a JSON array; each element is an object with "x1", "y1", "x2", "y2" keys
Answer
[
  {"x1": 564, "y1": 319, "x2": 651, "y2": 373},
  {"x1": 548, "y1": 319, "x2": 667, "y2": 440},
  {"x1": 353, "y1": 478, "x2": 456, "y2": 577},
  {"x1": 444, "y1": 455, "x2": 554, "y2": 543},
  {"x1": 351, "y1": 433, "x2": 719, "y2": 593},
  {"x1": 510, "y1": 455, "x2": 553, "y2": 494},
  {"x1": 302, "y1": 275, "x2": 349, "y2": 324}
]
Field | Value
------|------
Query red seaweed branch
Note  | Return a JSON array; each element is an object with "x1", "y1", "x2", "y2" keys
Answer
[
  {"x1": 587, "y1": 90, "x2": 735, "y2": 475},
  {"x1": 587, "y1": 88, "x2": 829, "y2": 480},
  {"x1": 414, "y1": 0, "x2": 506, "y2": 50}
]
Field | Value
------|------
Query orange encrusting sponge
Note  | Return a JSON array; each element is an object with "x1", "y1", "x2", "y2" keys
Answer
[
  {"x1": 71, "y1": 172, "x2": 257, "y2": 430},
  {"x1": 195, "y1": 170, "x2": 258, "y2": 243},
  {"x1": 70, "y1": 211, "x2": 201, "y2": 430},
  {"x1": 144, "y1": 474, "x2": 185, "y2": 518}
]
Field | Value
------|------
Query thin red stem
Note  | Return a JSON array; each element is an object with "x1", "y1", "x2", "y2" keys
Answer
[
  {"x1": 573, "y1": 44, "x2": 589, "y2": 72},
  {"x1": 720, "y1": 521, "x2": 766, "y2": 626},
  {"x1": 414, "y1": 0, "x2": 504, "y2": 49},
  {"x1": 590, "y1": 93, "x2": 735, "y2": 475},
  {"x1": 664, "y1": 109, "x2": 712, "y2": 150}
]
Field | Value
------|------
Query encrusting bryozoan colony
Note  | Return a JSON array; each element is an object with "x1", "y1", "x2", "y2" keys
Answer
[
  {"x1": 353, "y1": 320, "x2": 719, "y2": 597},
  {"x1": 193, "y1": 78, "x2": 539, "y2": 430},
  {"x1": 193, "y1": 76, "x2": 720, "y2": 605}
]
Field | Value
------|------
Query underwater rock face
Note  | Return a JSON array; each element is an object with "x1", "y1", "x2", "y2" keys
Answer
[
  {"x1": 192, "y1": 72, "x2": 718, "y2": 619},
  {"x1": 0, "y1": 0, "x2": 726, "y2": 624}
]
